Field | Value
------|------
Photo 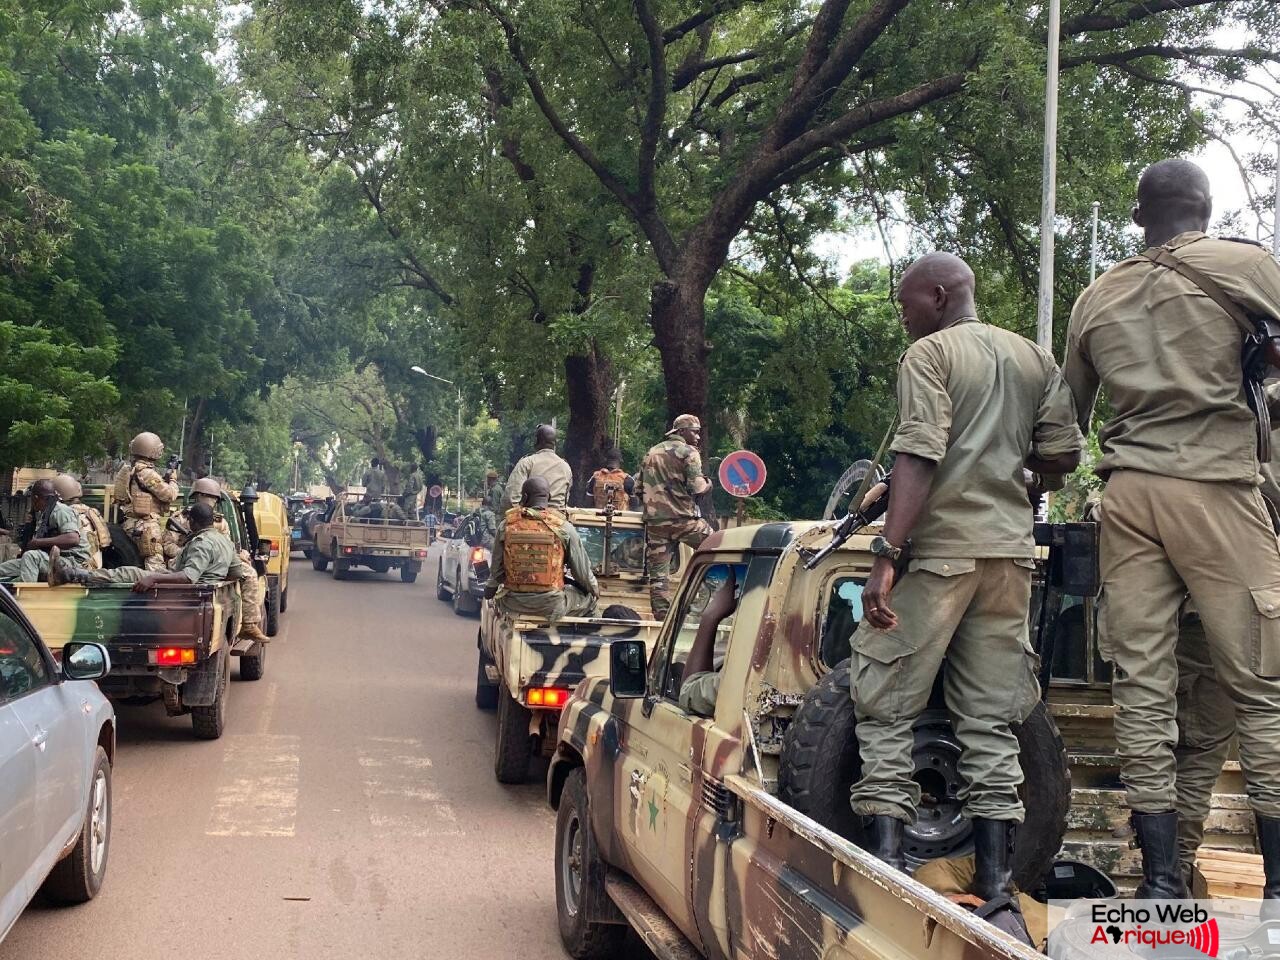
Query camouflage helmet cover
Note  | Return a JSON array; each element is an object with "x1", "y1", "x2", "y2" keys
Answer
[
  {"x1": 191, "y1": 477, "x2": 221, "y2": 499},
  {"x1": 129, "y1": 431, "x2": 164, "y2": 459},
  {"x1": 667, "y1": 414, "x2": 702, "y2": 435},
  {"x1": 52, "y1": 473, "x2": 82, "y2": 500}
]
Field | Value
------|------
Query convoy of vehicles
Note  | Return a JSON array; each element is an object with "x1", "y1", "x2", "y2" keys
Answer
[
  {"x1": 477, "y1": 507, "x2": 665, "y2": 784},
  {"x1": 309, "y1": 492, "x2": 431, "y2": 582},
  {"x1": 0, "y1": 590, "x2": 114, "y2": 941}
]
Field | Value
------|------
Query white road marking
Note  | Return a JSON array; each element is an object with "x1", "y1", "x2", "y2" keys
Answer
[
  {"x1": 357, "y1": 737, "x2": 462, "y2": 837},
  {"x1": 206, "y1": 734, "x2": 301, "y2": 837},
  {"x1": 255, "y1": 681, "x2": 280, "y2": 736}
]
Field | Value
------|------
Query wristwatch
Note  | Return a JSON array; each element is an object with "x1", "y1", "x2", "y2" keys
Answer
[{"x1": 869, "y1": 536, "x2": 903, "y2": 562}]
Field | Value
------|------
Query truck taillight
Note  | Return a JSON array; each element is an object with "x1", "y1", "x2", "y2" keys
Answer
[
  {"x1": 470, "y1": 547, "x2": 486, "y2": 564},
  {"x1": 268, "y1": 541, "x2": 280, "y2": 557},
  {"x1": 526, "y1": 687, "x2": 570, "y2": 708},
  {"x1": 342, "y1": 545, "x2": 356, "y2": 555},
  {"x1": 415, "y1": 549, "x2": 428, "y2": 558},
  {"x1": 151, "y1": 647, "x2": 196, "y2": 666}
]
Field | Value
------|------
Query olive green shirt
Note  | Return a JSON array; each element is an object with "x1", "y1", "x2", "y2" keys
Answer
[
  {"x1": 1064, "y1": 232, "x2": 1280, "y2": 483},
  {"x1": 505, "y1": 450, "x2": 573, "y2": 511},
  {"x1": 47, "y1": 501, "x2": 89, "y2": 564},
  {"x1": 175, "y1": 529, "x2": 243, "y2": 584},
  {"x1": 491, "y1": 507, "x2": 598, "y2": 617},
  {"x1": 891, "y1": 319, "x2": 1081, "y2": 558}
]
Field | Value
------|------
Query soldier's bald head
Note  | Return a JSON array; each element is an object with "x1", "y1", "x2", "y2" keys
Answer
[
  {"x1": 188, "y1": 501, "x2": 216, "y2": 530},
  {"x1": 1134, "y1": 159, "x2": 1212, "y2": 237},
  {"x1": 520, "y1": 475, "x2": 550, "y2": 508},
  {"x1": 534, "y1": 424, "x2": 557, "y2": 450},
  {"x1": 896, "y1": 252, "x2": 979, "y2": 341}
]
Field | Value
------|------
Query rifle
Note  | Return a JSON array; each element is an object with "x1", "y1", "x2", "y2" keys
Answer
[
  {"x1": 801, "y1": 476, "x2": 892, "y2": 571},
  {"x1": 601, "y1": 495, "x2": 615, "y2": 577}
]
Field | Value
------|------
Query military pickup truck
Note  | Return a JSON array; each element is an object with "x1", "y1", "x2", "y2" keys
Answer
[
  {"x1": 478, "y1": 507, "x2": 665, "y2": 784},
  {"x1": 545, "y1": 519, "x2": 1251, "y2": 958},
  {"x1": 309, "y1": 493, "x2": 430, "y2": 582},
  {"x1": 7, "y1": 488, "x2": 267, "y2": 740}
]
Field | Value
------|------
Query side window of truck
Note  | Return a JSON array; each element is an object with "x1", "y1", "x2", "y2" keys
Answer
[
  {"x1": 658, "y1": 562, "x2": 748, "y2": 702},
  {"x1": 820, "y1": 577, "x2": 865, "y2": 668}
]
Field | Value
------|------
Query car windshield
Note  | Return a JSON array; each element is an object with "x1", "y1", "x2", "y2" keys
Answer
[{"x1": 576, "y1": 525, "x2": 645, "y2": 574}]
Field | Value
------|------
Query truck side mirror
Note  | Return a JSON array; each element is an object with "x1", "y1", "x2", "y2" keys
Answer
[{"x1": 609, "y1": 640, "x2": 647, "y2": 699}]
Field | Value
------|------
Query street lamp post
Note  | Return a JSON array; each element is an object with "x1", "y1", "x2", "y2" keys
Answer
[
  {"x1": 1036, "y1": 0, "x2": 1062, "y2": 350},
  {"x1": 410, "y1": 366, "x2": 464, "y2": 513}
]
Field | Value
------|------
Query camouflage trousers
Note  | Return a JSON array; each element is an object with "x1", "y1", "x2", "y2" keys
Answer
[
  {"x1": 122, "y1": 515, "x2": 166, "y2": 571},
  {"x1": 1098, "y1": 471, "x2": 1280, "y2": 818},
  {"x1": 849, "y1": 557, "x2": 1040, "y2": 823},
  {"x1": 237, "y1": 551, "x2": 263, "y2": 627},
  {"x1": 645, "y1": 518, "x2": 713, "y2": 620}
]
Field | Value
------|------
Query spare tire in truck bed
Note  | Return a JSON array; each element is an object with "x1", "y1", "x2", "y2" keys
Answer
[{"x1": 778, "y1": 659, "x2": 1069, "y2": 890}]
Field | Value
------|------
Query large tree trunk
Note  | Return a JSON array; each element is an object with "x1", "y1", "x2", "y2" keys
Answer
[
  {"x1": 414, "y1": 425, "x2": 437, "y2": 466},
  {"x1": 562, "y1": 340, "x2": 615, "y2": 506},
  {"x1": 650, "y1": 278, "x2": 710, "y2": 429}
]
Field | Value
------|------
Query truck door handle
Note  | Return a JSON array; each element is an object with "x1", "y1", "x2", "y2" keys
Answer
[{"x1": 31, "y1": 726, "x2": 48, "y2": 750}]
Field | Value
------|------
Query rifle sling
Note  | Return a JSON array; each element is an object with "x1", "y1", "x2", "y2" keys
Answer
[{"x1": 1140, "y1": 247, "x2": 1257, "y2": 339}]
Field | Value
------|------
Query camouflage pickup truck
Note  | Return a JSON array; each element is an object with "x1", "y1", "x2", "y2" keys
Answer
[
  {"x1": 545, "y1": 520, "x2": 1252, "y2": 958},
  {"x1": 309, "y1": 493, "x2": 430, "y2": 582},
  {"x1": 478, "y1": 507, "x2": 665, "y2": 784}
]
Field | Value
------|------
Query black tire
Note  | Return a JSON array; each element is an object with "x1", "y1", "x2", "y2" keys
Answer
[
  {"x1": 191, "y1": 652, "x2": 230, "y2": 740},
  {"x1": 401, "y1": 563, "x2": 419, "y2": 584},
  {"x1": 495, "y1": 683, "x2": 533, "y2": 784},
  {"x1": 555, "y1": 768, "x2": 628, "y2": 959},
  {"x1": 475, "y1": 644, "x2": 498, "y2": 710},
  {"x1": 303, "y1": 548, "x2": 312, "y2": 560},
  {"x1": 452, "y1": 574, "x2": 470, "y2": 617},
  {"x1": 102, "y1": 523, "x2": 143, "y2": 569},
  {"x1": 436, "y1": 560, "x2": 451, "y2": 601},
  {"x1": 332, "y1": 543, "x2": 348, "y2": 580},
  {"x1": 777, "y1": 660, "x2": 1069, "y2": 889},
  {"x1": 265, "y1": 576, "x2": 281, "y2": 636},
  {"x1": 40, "y1": 746, "x2": 111, "y2": 904},
  {"x1": 311, "y1": 550, "x2": 328, "y2": 572},
  {"x1": 280, "y1": 582, "x2": 288, "y2": 613},
  {"x1": 239, "y1": 641, "x2": 266, "y2": 681}
]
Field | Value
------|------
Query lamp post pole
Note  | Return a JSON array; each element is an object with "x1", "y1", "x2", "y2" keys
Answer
[
  {"x1": 1036, "y1": 0, "x2": 1062, "y2": 350},
  {"x1": 410, "y1": 366, "x2": 464, "y2": 513}
]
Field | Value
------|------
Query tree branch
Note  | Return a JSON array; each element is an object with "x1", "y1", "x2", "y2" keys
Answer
[
  {"x1": 672, "y1": 49, "x2": 760, "y2": 91},
  {"x1": 1062, "y1": 44, "x2": 1280, "y2": 71},
  {"x1": 1061, "y1": 0, "x2": 1225, "y2": 35},
  {"x1": 663, "y1": 0, "x2": 755, "y2": 45},
  {"x1": 634, "y1": 0, "x2": 667, "y2": 206}
]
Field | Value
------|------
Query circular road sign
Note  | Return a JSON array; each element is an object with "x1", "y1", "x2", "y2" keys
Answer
[
  {"x1": 718, "y1": 450, "x2": 767, "y2": 498},
  {"x1": 428, "y1": 484, "x2": 444, "y2": 500}
]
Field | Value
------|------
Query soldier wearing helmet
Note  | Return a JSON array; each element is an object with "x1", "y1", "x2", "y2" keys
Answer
[
  {"x1": 184, "y1": 478, "x2": 269, "y2": 644},
  {"x1": 113, "y1": 431, "x2": 179, "y2": 571},
  {"x1": 54, "y1": 473, "x2": 111, "y2": 570},
  {"x1": 504, "y1": 425, "x2": 572, "y2": 512},
  {"x1": 638, "y1": 415, "x2": 714, "y2": 619}
]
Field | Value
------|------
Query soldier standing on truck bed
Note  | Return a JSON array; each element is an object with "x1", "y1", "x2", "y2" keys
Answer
[
  {"x1": 189, "y1": 478, "x2": 269, "y2": 645},
  {"x1": 505, "y1": 425, "x2": 572, "y2": 511},
  {"x1": 53, "y1": 474, "x2": 110, "y2": 570},
  {"x1": 849, "y1": 253, "x2": 1081, "y2": 925},
  {"x1": 50, "y1": 501, "x2": 244, "y2": 591},
  {"x1": 638, "y1": 415, "x2": 713, "y2": 620},
  {"x1": 113, "y1": 431, "x2": 179, "y2": 571},
  {"x1": 1065, "y1": 158, "x2": 1280, "y2": 901},
  {"x1": 484, "y1": 476, "x2": 598, "y2": 622},
  {"x1": 361, "y1": 458, "x2": 387, "y2": 498},
  {"x1": 0, "y1": 479, "x2": 90, "y2": 582},
  {"x1": 587, "y1": 449, "x2": 633, "y2": 512}
]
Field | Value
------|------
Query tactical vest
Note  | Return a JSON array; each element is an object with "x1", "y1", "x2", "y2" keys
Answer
[
  {"x1": 503, "y1": 508, "x2": 565, "y2": 592},
  {"x1": 72, "y1": 503, "x2": 110, "y2": 556},
  {"x1": 591, "y1": 469, "x2": 629, "y2": 511},
  {"x1": 127, "y1": 461, "x2": 163, "y2": 517}
]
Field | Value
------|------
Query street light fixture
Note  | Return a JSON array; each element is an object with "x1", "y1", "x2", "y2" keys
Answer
[{"x1": 410, "y1": 366, "x2": 464, "y2": 513}]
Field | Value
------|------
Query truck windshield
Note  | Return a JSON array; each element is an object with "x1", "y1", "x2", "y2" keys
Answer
[{"x1": 577, "y1": 526, "x2": 645, "y2": 575}]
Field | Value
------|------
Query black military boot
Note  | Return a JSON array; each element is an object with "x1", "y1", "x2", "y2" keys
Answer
[
  {"x1": 866, "y1": 815, "x2": 905, "y2": 871},
  {"x1": 1256, "y1": 814, "x2": 1280, "y2": 900},
  {"x1": 973, "y1": 818, "x2": 1017, "y2": 901},
  {"x1": 1132, "y1": 811, "x2": 1189, "y2": 899}
]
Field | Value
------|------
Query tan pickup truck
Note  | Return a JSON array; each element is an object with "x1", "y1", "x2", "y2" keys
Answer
[
  {"x1": 309, "y1": 493, "x2": 430, "y2": 583},
  {"x1": 546, "y1": 519, "x2": 1252, "y2": 958}
]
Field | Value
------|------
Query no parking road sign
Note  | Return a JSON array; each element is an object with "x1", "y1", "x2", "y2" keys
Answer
[
  {"x1": 428, "y1": 484, "x2": 444, "y2": 500},
  {"x1": 718, "y1": 450, "x2": 767, "y2": 498}
]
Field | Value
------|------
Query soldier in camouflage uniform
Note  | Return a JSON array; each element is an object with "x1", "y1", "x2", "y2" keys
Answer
[
  {"x1": 0, "y1": 479, "x2": 89, "y2": 582},
  {"x1": 51, "y1": 502, "x2": 245, "y2": 590},
  {"x1": 113, "y1": 431, "x2": 179, "y2": 571},
  {"x1": 638, "y1": 414, "x2": 713, "y2": 619},
  {"x1": 53, "y1": 474, "x2": 111, "y2": 570},
  {"x1": 476, "y1": 469, "x2": 503, "y2": 547},
  {"x1": 188, "y1": 478, "x2": 268, "y2": 643}
]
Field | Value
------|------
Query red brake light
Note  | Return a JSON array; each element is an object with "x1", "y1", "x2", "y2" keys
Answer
[
  {"x1": 415, "y1": 549, "x2": 428, "y2": 558},
  {"x1": 526, "y1": 687, "x2": 570, "y2": 708},
  {"x1": 152, "y1": 647, "x2": 196, "y2": 666},
  {"x1": 343, "y1": 545, "x2": 355, "y2": 555},
  {"x1": 470, "y1": 546, "x2": 486, "y2": 563}
]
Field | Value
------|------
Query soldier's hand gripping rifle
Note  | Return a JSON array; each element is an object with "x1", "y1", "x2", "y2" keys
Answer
[{"x1": 802, "y1": 476, "x2": 892, "y2": 570}]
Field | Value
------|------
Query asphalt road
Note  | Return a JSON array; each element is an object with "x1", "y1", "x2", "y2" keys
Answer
[{"x1": 3, "y1": 545, "x2": 651, "y2": 959}]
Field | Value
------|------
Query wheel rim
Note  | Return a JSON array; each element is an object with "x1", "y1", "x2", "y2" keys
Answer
[
  {"x1": 89, "y1": 768, "x2": 109, "y2": 874},
  {"x1": 454, "y1": 575, "x2": 463, "y2": 608},
  {"x1": 904, "y1": 715, "x2": 967, "y2": 863},
  {"x1": 560, "y1": 808, "x2": 584, "y2": 917}
]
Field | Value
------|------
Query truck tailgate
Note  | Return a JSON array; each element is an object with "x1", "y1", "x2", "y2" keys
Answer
[
  {"x1": 513, "y1": 618, "x2": 660, "y2": 693},
  {"x1": 725, "y1": 775, "x2": 1038, "y2": 960}
]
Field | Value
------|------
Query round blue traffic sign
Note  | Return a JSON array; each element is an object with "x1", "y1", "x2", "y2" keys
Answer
[{"x1": 718, "y1": 450, "x2": 767, "y2": 498}]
